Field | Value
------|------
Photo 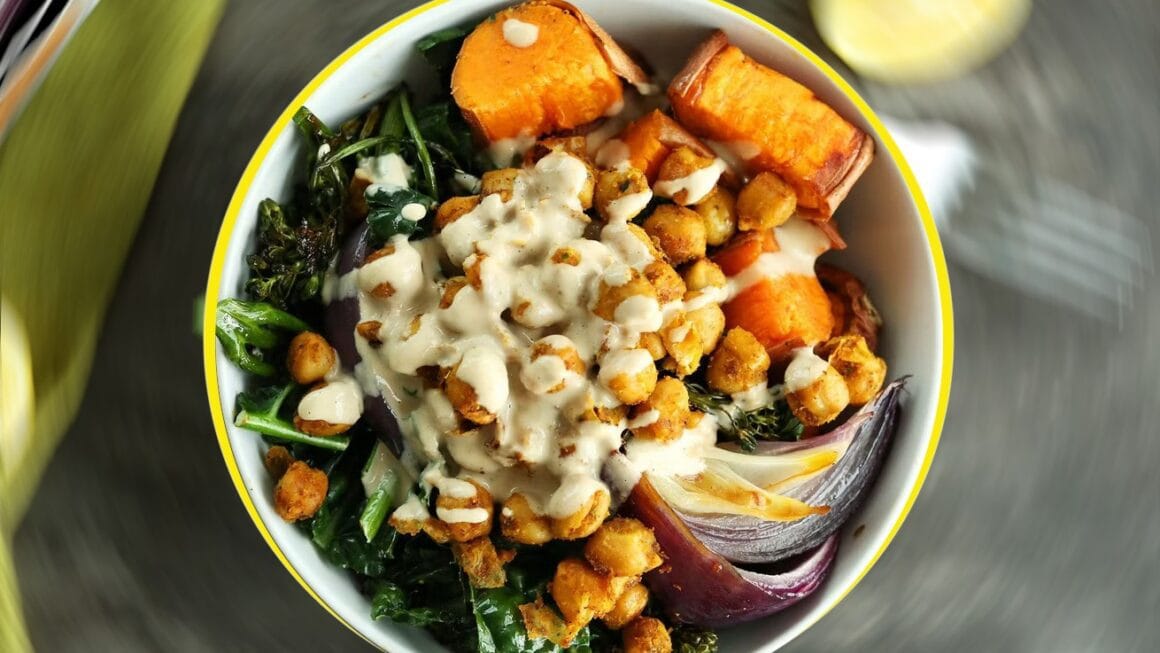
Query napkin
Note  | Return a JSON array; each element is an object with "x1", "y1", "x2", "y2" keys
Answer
[{"x1": 0, "y1": 0, "x2": 224, "y2": 649}]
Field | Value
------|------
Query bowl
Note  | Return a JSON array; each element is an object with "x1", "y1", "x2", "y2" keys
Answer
[{"x1": 202, "y1": 1, "x2": 953, "y2": 650}]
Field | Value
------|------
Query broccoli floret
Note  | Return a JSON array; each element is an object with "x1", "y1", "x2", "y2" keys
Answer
[
  {"x1": 672, "y1": 625, "x2": 719, "y2": 653},
  {"x1": 215, "y1": 298, "x2": 309, "y2": 376},
  {"x1": 244, "y1": 198, "x2": 338, "y2": 309}
]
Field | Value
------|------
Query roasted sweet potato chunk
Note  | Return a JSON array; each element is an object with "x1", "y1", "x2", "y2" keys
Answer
[
  {"x1": 722, "y1": 276, "x2": 834, "y2": 365},
  {"x1": 613, "y1": 109, "x2": 715, "y2": 182},
  {"x1": 452, "y1": 1, "x2": 646, "y2": 143},
  {"x1": 669, "y1": 31, "x2": 874, "y2": 218}
]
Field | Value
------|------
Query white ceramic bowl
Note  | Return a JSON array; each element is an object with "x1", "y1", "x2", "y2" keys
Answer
[{"x1": 203, "y1": 1, "x2": 953, "y2": 650}]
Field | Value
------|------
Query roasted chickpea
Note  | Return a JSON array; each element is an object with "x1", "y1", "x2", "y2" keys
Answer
[
  {"x1": 737, "y1": 171, "x2": 796, "y2": 231},
  {"x1": 593, "y1": 270, "x2": 658, "y2": 322},
  {"x1": 481, "y1": 168, "x2": 520, "y2": 201},
  {"x1": 550, "y1": 558, "x2": 619, "y2": 625},
  {"x1": 501, "y1": 493, "x2": 553, "y2": 545},
  {"x1": 682, "y1": 258, "x2": 727, "y2": 292},
  {"x1": 598, "y1": 348, "x2": 658, "y2": 405},
  {"x1": 274, "y1": 461, "x2": 328, "y2": 522},
  {"x1": 551, "y1": 246, "x2": 582, "y2": 266},
  {"x1": 685, "y1": 302, "x2": 726, "y2": 354},
  {"x1": 435, "y1": 479, "x2": 494, "y2": 542},
  {"x1": 643, "y1": 204, "x2": 707, "y2": 264},
  {"x1": 527, "y1": 337, "x2": 587, "y2": 393},
  {"x1": 643, "y1": 261, "x2": 687, "y2": 304},
  {"x1": 626, "y1": 223, "x2": 664, "y2": 261},
  {"x1": 693, "y1": 186, "x2": 737, "y2": 246},
  {"x1": 817, "y1": 335, "x2": 887, "y2": 405},
  {"x1": 527, "y1": 136, "x2": 589, "y2": 164},
  {"x1": 656, "y1": 146, "x2": 720, "y2": 206},
  {"x1": 706, "y1": 327, "x2": 771, "y2": 394},
  {"x1": 464, "y1": 252, "x2": 487, "y2": 290},
  {"x1": 445, "y1": 364, "x2": 498, "y2": 425},
  {"x1": 551, "y1": 488, "x2": 611, "y2": 540},
  {"x1": 263, "y1": 445, "x2": 294, "y2": 480},
  {"x1": 660, "y1": 314, "x2": 704, "y2": 378},
  {"x1": 601, "y1": 582, "x2": 649, "y2": 630},
  {"x1": 622, "y1": 617, "x2": 672, "y2": 653},
  {"x1": 453, "y1": 537, "x2": 510, "y2": 589},
  {"x1": 286, "y1": 331, "x2": 335, "y2": 384},
  {"x1": 629, "y1": 377, "x2": 691, "y2": 442},
  {"x1": 577, "y1": 159, "x2": 597, "y2": 211},
  {"x1": 435, "y1": 195, "x2": 480, "y2": 230},
  {"x1": 293, "y1": 384, "x2": 355, "y2": 436},
  {"x1": 584, "y1": 518, "x2": 663, "y2": 577},
  {"x1": 595, "y1": 167, "x2": 651, "y2": 222},
  {"x1": 440, "y1": 276, "x2": 470, "y2": 308},
  {"x1": 786, "y1": 362, "x2": 850, "y2": 427},
  {"x1": 639, "y1": 332, "x2": 667, "y2": 361}
]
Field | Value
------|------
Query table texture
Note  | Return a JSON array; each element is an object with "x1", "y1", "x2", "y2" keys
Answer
[{"x1": 14, "y1": 1, "x2": 1159, "y2": 651}]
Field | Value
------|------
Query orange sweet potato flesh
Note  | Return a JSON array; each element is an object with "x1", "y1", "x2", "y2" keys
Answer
[
  {"x1": 617, "y1": 109, "x2": 716, "y2": 182},
  {"x1": 451, "y1": 1, "x2": 647, "y2": 143},
  {"x1": 712, "y1": 229, "x2": 778, "y2": 277},
  {"x1": 722, "y1": 276, "x2": 834, "y2": 364},
  {"x1": 669, "y1": 31, "x2": 874, "y2": 219}
]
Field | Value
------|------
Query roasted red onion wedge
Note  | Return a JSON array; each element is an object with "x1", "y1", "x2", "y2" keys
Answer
[
  {"x1": 621, "y1": 475, "x2": 838, "y2": 627},
  {"x1": 325, "y1": 224, "x2": 404, "y2": 453},
  {"x1": 680, "y1": 379, "x2": 906, "y2": 563}
]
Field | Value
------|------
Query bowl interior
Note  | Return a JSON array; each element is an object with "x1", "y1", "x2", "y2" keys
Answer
[{"x1": 205, "y1": 1, "x2": 951, "y2": 651}]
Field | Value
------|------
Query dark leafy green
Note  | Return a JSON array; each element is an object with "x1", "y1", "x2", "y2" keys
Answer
[
  {"x1": 416, "y1": 26, "x2": 468, "y2": 81},
  {"x1": 233, "y1": 384, "x2": 350, "y2": 452},
  {"x1": 671, "y1": 625, "x2": 719, "y2": 653},
  {"x1": 215, "y1": 298, "x2": 309, "y2": 376},
  {"x1": 366, "y1": 187, "x2": 436, "y2": 241},
  {"x1": 686, "y1": 382, "x2": 805, "y2": 451}
]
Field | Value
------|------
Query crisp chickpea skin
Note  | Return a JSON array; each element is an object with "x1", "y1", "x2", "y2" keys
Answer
[
  {"x1": 693, "y1": 186, "x2": 737, "y2": 246},
  {"x1": 599, "y1": 348, "x2": 658, "y2": 405},
  {"x1": 660, "y1": 314, "x2": 704, "y2": 378},
  {"x1": 786, "y1": 364, "x2": 850, "y2": 426},
  {"x1": 274, "y1": 461, "x2": 328, "y2": 522},
  {"x1": 706, "y1": 327, "x2": 771, "y2": 394},
  {"x1": 584, "y1": 518, "x2": 663, "y2": 577},
  {"x1": 630, "y1": 377, "x2": 691, "y2": 442},
  {"x1": 501, "y1": 493, "x2": 553, "y2": 545},
  {"x1": 737, "y1": 171, "x2": 797, "y2": 231},
  {"x1": 643, "y1": 204, "x2": 707, "y2": 265},
  {"x1": 593, "y1": 270, "x2": 658, "y2": 321},
  {"x1": 644, "y1": 261, "x2": 687, "y2": 304},
  {"x1": 550, "y1": 558, "x2": 620, "y2": 625},
  {"x1": 622, "y1": 617, "x2": 672, "y2": 653},
  {"x1": 818, "y1": 334, "x2": 887, "y2": 405},
  {"x1": 601, "y1": 582, "x2": 649, "y2": 630},
  {"x1": 656, "y1": 146, "x2": 718, "y2": 206},
  {"x1": 435, "y1": 480, "x2": 494, "y2": 542},
  {"x1": 551, "y1": 488, "x2": 611, "y2": 540},
  {"x1": 595, "y1": 166, "x2": 651, "y2": 222},
  {"x1": 444, "y1": 364, "x2": 497, "y2": 425},
  {"x1": 435, "y1": 195, "x2": 481, "y2": 229},
  {"x1": 682, "y1": 258, "x2": 727, "y2": 292},
  {"x1": 626, "y1": 223, "x2": 664, "y2": 261},
  {"x1": 453, "y1": 537, "x2": 510, "y2": 589},
  {"x1": 639, "y1": 332, "x2": 667, "y2": 361},
  {"x1": 481, "y1": 168, "x2": 520, "y2": 201},
  {"x1": 685, "y1": 302, "x2": 726, "y2": 354},
  {"x1": 286, "y1": 331, "x2": 335, "y2": 384}
]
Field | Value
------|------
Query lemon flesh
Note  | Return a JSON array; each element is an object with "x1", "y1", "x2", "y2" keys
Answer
[{"x1": 811, "y1": 0, "x2": 1032, "y2": 84}]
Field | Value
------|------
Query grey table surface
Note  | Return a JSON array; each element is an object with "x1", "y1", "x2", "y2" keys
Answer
[{"x1": 13, "y1": 0, "x2": 1160, "y2": 651}]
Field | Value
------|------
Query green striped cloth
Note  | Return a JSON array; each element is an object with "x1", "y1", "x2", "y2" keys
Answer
[{"x1": 0, "y1": 1, "x2": 224, "y2": 649}]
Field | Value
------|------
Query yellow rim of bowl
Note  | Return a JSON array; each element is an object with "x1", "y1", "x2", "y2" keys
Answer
[{"x1": 202, "y1": 0, "x2": 954, "y2": 648}]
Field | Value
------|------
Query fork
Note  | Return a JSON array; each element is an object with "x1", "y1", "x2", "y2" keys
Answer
[{"x1": 883, "y1": 117, "x2": 1153, "y2": 324}]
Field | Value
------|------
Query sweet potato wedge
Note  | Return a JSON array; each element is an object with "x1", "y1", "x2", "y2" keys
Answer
[
  {"x1": 712, "y1": 229, "x2": 778, "y2": 277},
  {"x1": 614, "y1": 109, "x2": 716, "y2": 182},
  {"x1": 669, "y1": 31, "x2": 874, "y2": 219},
  {"x1": 817, "y1": 263, "x2": 882, "y2": 351},
  {"x1": 721, "y1": 275, "x2": 834, "y2": 364},
  {"x1": 451, "y1": 1, "x2": 647, "y2": 143}
]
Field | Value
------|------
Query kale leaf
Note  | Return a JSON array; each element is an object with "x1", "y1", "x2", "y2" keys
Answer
[
  {"x1": 366, "y1": 186, "x2": 436, "y2": 242},
  {"x1": 215, "y1": 298, "x2": 308, "y2": 376},
  {"x1": 233, "y1": 383, "x2": 350, "y2": 452}
]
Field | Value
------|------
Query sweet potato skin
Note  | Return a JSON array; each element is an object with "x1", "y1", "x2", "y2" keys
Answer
[
  {"x1": 669, "y1": 31, "x2": 873, "y2": 218},
  {"x1": 721, "y1": 275, "x2": 834, "y2": 364},
  {"x1": 452, "y1": 2, "x2": 625, "y2": 143}
]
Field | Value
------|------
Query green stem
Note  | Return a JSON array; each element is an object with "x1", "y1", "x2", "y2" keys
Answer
[
  {"x1": 234, "y1": 411, "x2": 349, "y2": 451},
  {"x1": 359, "y1": 483, "x2": 395, "y2": 542},
  {"x1": 398, "y1": 89, "x2": 438, "y2": 200}
]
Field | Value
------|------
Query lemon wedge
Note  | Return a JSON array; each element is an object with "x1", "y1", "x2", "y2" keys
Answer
[
  {"x1": 1, "y1": 297, "x2": 34, "y2": 481},
  {"x1": 810, "y1": 0, "x2": 1032, "y2": 84}
]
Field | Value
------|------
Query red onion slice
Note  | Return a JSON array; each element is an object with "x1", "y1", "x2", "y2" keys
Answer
[
  {"x1": 621, "y1": 476, "x2": 838, "y2": 627},
  {"x1": 679, "y1": 379, "x2": 906, "y2": 563}
]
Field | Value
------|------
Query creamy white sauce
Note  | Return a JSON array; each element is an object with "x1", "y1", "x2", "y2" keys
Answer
[
  {"x1": 595, "y1": 139, "x2": 630, "y2": 169},
  {"x1": 726, "y1": 216, "x2": 832, "y2": 301},
  {"x1": 488, "y1": 133, "x2": 536, "y2": 167},
  {"x1": 654, "y1": 158, "x2": 727, "y2": 205},
  {"x1": 400, "y1": 202, "x2": 427, "y2": 222},
  {"x1": 604, "y1": 190, "x2": 652, "y2": 223},
  {"x1": 613, "y1": 295, "x2": 664, "y2": 333},
  {"x1": 456, "y1": 346, "x2": 510, "y2": 413},
  {"x1": 297, "y1": 375, "x2": 363, "y2": 425},
  {"x1": 597, "y1": 348, "x2": 653, "y2": 388},
  {"x1": 393, "y1": 493, "x2": 429, "y2": 521},
  {"x1": 502, "y1": 18, "x2": 539, "y2": 48},
  {"x1": 357, "y1": 153, "x2": 412, "y2": 190},
  {"x1": 625, "y1": 412, "x2": 717, "y2": 478},
  {"x1": 731, "y1": 381, "x2": 772, "y2": 412},
  {"x1": 784, "y1": 347, "x2": 830, "y2": 392},
  {"x1": 322, "y1": 268, "x2": 358, "y2": 304}
]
